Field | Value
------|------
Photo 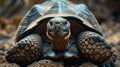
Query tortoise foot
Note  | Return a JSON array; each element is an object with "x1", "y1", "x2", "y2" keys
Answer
[
  {"x1": 6, "y1": 34, "x2": 42, "y2": 66},
  {"x1": 77, "y1": 31, "x2": 117, "y2": 65}
]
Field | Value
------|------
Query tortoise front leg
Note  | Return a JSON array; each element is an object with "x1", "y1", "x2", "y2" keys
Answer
[
  {"x1": 77, "y1": 31, "x2": 117, "y2": 67},
  {"x1": 6, "y1": 34, "x2": 42, "y2": 66}
]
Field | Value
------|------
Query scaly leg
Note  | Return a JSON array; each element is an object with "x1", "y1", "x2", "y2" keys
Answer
[
  {"x1": 6, "y1": 34, "x2": 42, "y2": 66},
  {"x1": 77, "y1": 31, "x2": 117, "y2": 67}
]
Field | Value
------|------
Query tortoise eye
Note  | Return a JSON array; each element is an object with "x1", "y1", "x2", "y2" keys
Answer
[
  {"x1": 49, "y1": 21, "x2": 53, "y2": 26},
  {"x1": 63, "y1": 21, "x2": 67, "y2": 25}
]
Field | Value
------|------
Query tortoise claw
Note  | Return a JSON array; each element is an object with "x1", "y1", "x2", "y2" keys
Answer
[
  {"x1": 98, "y1": 48, "x2": 117, "y2": 67},
  {"x1": 63, "y1": 51, "x2": 78, "y2": 59},
  {"x1": 98, "y1": 58, "x2": 115, "y2": 67},
  {"x1": 105, "y1": 43, "x2": 112, "y2": 48},
  {"x1": 93, "y1": 36, "x2": 112, "y2": 49},
  {"x1": 93, "y1": 36, "x2": 105, "y2": 42},
  {"x1": 44, "y1": 50, "x2": 59, "y2": 59},
  {"x1": 44, "y1": 50, "x2": 78, "y2": 59}
]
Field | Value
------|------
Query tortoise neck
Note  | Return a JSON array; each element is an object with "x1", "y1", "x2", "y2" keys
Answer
[{"x1": 51, "y1": 38, "x2": 69, "y2": 51}]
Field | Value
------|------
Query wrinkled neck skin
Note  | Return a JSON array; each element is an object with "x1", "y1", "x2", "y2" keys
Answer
[
  {"x1": 46, "y1": 31, "x2": 71, "y2": 51},
  {"x1": 51, "y1": 36, "x2": 69, "y2": 51}
]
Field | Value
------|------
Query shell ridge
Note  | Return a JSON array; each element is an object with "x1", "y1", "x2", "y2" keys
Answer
[
  {"x1": 16, "y1": 5, "x2": 41, "y2": 37},
  {"x1": 35, "y1": 2, "x2": 55, "y2": 15}
]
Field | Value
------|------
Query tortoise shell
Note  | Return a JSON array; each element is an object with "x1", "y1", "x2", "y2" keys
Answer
[{"x1": 16, "y1": 0, "x2": 102, "y2": 42}]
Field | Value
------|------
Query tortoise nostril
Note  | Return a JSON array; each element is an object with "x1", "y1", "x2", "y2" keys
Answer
[{"x1": 55, "y1": 22, "x2": 60, "y2": 24}]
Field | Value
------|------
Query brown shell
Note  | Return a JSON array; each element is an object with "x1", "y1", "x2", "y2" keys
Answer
[{"x1": 16, "y1": 0, "x2": 102, "y2": 42}]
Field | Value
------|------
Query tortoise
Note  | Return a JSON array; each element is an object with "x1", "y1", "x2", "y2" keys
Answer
[{"x1": 6, "y1": 0, "x2": 117, "y2": 67}]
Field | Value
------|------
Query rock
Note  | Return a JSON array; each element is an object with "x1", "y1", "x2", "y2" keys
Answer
[
  {"x1": 115, "y1": 60, "x2": 120, "y2": 67},
  {"x1": 106, "y1": 32, "x2": 120, "y2": 45},
  {"x1": 0, "y1": 38, "x2": 15, "y2": 51},
  {"x1": 79, "y1": 62, "x2": 97, "y2": 67},
  {"x1": 4, "y1": 39, "x2": 16, "y2": 51},
  {"x1": 0, "y1": 62, "x2": 20, "y2": 67},
  {"x1": 0, "y1": 56, "x2": 6, "y2": 63},
  {"x1": 0, "y1": 50, "x2": 6, "y2": 56},
  {"x1": 0, "y1": 16, "x2": 10, "y2": 30},
  {"x1": 0, "y1": 32, "x2": 11, "y2": 40},
  {"x1": 0, "y1": 41, "x2": 5, "y2": 50},
  {"x1": 27, "y1": 59, "x2": 56, "y2": 67}
]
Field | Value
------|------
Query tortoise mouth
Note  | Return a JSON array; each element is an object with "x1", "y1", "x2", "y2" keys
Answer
[
  {"x1": 46, "y1": 29, "x2": 71, "y2": 40},
  {"x1": 47, "y1": 28, "x2": 70, "y2": 35}
]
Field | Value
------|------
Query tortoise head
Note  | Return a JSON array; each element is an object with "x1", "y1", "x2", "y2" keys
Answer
[
  {"x1": 46, "y1": 16, "x2": 71, "y2": 40},
  {"x1": 46, "y1": 16, "x2": 71, "y2": 50}
]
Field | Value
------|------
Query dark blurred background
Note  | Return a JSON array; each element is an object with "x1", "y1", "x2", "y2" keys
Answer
[{"x1": 0, "y1": 0, "x2": 120, "y2": 63}]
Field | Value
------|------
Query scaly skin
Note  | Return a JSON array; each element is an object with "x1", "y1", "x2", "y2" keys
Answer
[
  {"x1": 6, "y1": 34, "x2": 42, "y2": 66},
  {"x1": 6, "y1": 31, "x2": 117, "y2": 67},
  {"x1": 77, "y1": 31, "x2": 117, "y2": 67}
]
